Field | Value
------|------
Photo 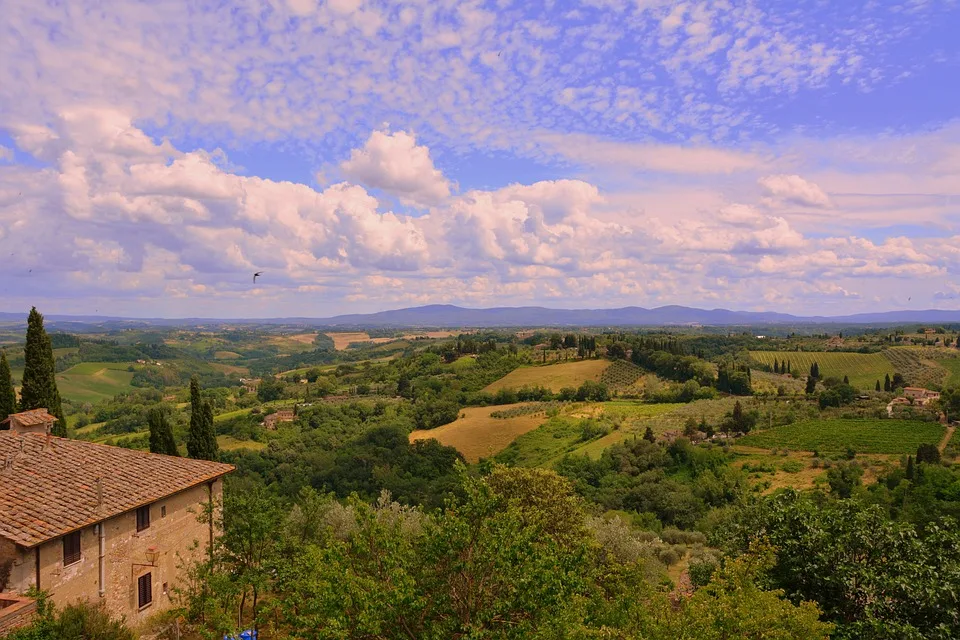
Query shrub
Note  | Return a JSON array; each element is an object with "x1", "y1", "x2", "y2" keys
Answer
[
  {"x1": 781, "y1": 460, "x2": 805, "y2": 473},
  {"x1": 660, "y1": 528, "x2": 707, "y2": 545},
  {"x1": 689, "y1": 558, "x2": 719, "y2": 587}
]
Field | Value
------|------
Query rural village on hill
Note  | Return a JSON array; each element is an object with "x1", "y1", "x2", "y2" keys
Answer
[{"x1": 3, "y1": 306, "x2": 960, "y2": 638}]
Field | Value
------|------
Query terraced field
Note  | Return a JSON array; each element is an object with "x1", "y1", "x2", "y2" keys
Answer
[
  {"x1": 56, "y1": 362, "x2": 136, "y2": 403},
  {"x1": 409, "y1": 403, "x2": 548, "y2": 462},
  {"x1": 749, "y1": 351, "x2": 893, "y2": 389},
  {"x1": 738, "y1": 419, "x2": 946, "y2": 454},
  {"x1": 483, "y1": 360, "x2": 610, "y2": 393},
  {"x1": 883, "y1": 347, "x2": 952, "y2": 388}
]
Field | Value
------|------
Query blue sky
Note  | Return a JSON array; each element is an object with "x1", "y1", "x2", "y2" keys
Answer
[{"x1": 0, "y1": 0, "x2": 958, "y2": 317}]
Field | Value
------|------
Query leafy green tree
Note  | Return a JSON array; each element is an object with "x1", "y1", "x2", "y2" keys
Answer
[
  {"x1": 916, "y1": 443, "x2": 941, "y2": 465},
  {"x1": 187, "y1": 376, "x2": 219, "y2": 460},
  {"x1": 720, "y1": 490, "x2": 960, "y2": 638},
  {"x1": 643, "y1": 426, "x2": 656, "y2": 443},
  {"x1": 826, "y1": 461, "x2": 863, "y2": 498},
  {"x1": 19, "y1": 308, "x2": 66, "y2": 436},
  {"x1": 0, "y1": 351, "x2": 16, "y2": 422},
  {"x1": 892, "y1": 372, "x2": 906, "y2": 390},
  {"x1": 147, "y1": 407, "x2": 179, "y2": 456}
]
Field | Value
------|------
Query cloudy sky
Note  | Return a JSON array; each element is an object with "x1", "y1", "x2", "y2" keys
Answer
[{"x1": 1, "y1": 0, "x2": 959, "y2": 318}]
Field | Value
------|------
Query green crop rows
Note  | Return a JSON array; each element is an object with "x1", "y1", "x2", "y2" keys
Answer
[
  {"x1": 738, "y1": 419, "x2": 946, "y2": 454},
  {"x1": 749, "y1": 351, "x2": 893, "y2": 389}
]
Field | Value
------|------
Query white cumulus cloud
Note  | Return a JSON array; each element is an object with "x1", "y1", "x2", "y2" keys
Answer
[
  {"x1": 758, "y1": 174, "x2": 832, "y2": 208},
  {"x1": 340, "y1": 130, "x2": 451, "y2": 207}
]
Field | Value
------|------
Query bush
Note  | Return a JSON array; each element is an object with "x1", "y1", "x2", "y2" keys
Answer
[
  {"x1": 660, "y1": 528, "x2": 707, "y2": 545},
  {"x1": 781, "y1": 460, "x2": 805, "y2": 473},
  {"x1": 7, "y1": 595, "x2": 135, "y2": 640},
  {"x1": 689, "y1": 558, "x2": 719, "y2": 587}
]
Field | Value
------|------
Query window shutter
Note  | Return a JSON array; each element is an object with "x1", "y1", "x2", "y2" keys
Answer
[{"x1": 138, "y1": 573, "x2": 153, "y2": 608}]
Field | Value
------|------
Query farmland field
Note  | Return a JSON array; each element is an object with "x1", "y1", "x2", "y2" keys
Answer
[
  {"x1": 56, "y1": 362, "x2": 136, "y2": 403},
  {"x1": 883, "y1": 347, "x2": 955, "y2": 388},
  {"x1": 325, "y1": 332, "x2": 395, "y2": 350},
  {"x1": 738, "y1": 419, "x2": 946, "y2": 454},
  {"x1": 939, "y1": 358, "x2": 960, "y2": 387},
  {"x1": 409, "y1": 403, "x2": 548, "y2": 462},
  {"x1": 750, "y1": 351, "x2": 893, "y2": 389},
  {"x1": 483, "y1": 360, "x2": 610, "y2": 393}
]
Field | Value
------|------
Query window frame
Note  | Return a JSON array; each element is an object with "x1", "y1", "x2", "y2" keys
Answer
[
  {"x1": 62, "y1": 531, "x2": 81, "y2": 566},
  {"x1": 137, "y1": 572, "x2": 153, "y2": 609},
  {"x1": 136, "y1": 505, "x2": 151, "y2": 532}
]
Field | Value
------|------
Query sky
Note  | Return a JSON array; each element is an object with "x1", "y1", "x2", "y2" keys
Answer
[{"x1": 0, "y1": 0, "x2": 959, "y2": 318}]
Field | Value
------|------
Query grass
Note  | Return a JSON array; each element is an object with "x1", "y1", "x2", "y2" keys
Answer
[
  {"x1": 738, "y1": 418, "x2": 946, "y2": 454},
  {"x1": 483, "y1": 360, "x2": 610, "y2": 393},
  {"x1": 939, "y1": 357, "x2": 960, "y2": 387},
  {"x1": 56, "y1": 362, "x2": 136, "y2": 403},
  {"x1": 217, "y1": 435, "x2": 267, "y2": 452},
  {"x1": 750, "y1": 351, "x2": 893, "y2": 389},
  {"x1": 494, "y1": 415, "x2": 592, "y2": 468},
  {"x1": 214, "y1": 350, "x2": 242, "y2": 359},
  {"x1": 409, "y1": 404, "x2": 548, "y2": 463}
]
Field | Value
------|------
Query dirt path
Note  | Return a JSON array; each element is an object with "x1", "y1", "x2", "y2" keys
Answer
[{"x1": 939, "y1": 425, "x2": 956, "y2": 453}]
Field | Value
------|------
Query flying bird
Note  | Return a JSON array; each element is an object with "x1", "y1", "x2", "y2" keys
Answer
[{"x1": 253, "y1": 271, "x2": 263, "y2": 283}]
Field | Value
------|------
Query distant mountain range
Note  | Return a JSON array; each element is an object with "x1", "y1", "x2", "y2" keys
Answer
[{"x1": 3, "y1": 304, "x2": 960, "y2": 329}]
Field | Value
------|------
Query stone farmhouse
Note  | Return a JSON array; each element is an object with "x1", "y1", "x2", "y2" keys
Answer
[
  {"x1": 904, "y1": 387, "x2": 941, "y2": 405},
  {"x1": 263, "y1": 409, "x2": 295, "y2": 430},
  {"x1": 0, "y1": 412, "x2": 233, "y2": 632},
  {"x1": 0, "y1": 409, "x2": 57, "y2": 436}
]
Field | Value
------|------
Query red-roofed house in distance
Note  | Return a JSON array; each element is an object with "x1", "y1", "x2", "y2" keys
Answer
[{"x1": 0, "y1": 414, "x2": 233, "y2": 631}]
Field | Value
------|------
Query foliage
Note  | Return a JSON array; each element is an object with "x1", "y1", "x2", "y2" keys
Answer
[
  {"x1": 0, "y1": 350, "x2": 16, "y2": 421},
  {"x1": 187, "y1": 376, "x2": 219, "y2": 460},
  {"x1": 6, "y1": 593, "x2": 134, "y2": 640},
  {"x1": 148, "y1": 406, "x2": 179, "y2": 456},
  {"x1": 18, "y1": 308, "x2": 66, "y2": 435},
  {"x1": 719, "y1": 490, "x2": 960, "y2": 639},
  {"x1": 750, "y1": 350, "x2": 894, "y2": 390}
]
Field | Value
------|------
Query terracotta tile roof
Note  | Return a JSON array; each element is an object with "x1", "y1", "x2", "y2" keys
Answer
[
  {"x1": 0, "y1": 432, "x2": 233, "y2": 548},
  {"x1": 0, "y1": 409, "x2": 57, "y2": 429}
]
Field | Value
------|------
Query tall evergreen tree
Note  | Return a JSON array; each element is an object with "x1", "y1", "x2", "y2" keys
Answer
[
  {"x1": 0, "y1": 351, "x2": 16, "y2": 422},
  {"x1": 843, "y1": 375, "x2": 849, "y2": 385},
  {"x1": 876, "y1": 380, "x2": 881, "y2": 392},
  {"x1": 148, "y1": 407, "x2": 179, "y2": 456},
  {"x1": 906, "y1": 455, "x2": 915, "y2": 480},
  {"x1": 19, "y1": 307, "x2": 66, "y2": 436},
  {"x1": 773, "y1": 359, "x2": 780, "y2": 374},
  {"x1": 786, "y1": 360, "x2": 791, "y2": 374},
  {"x1": 186, "y1": 376, "x2": 219, "y2": 460},
  {"x1": 884, "y1": 373, "x2": 892, "y2": 392}
]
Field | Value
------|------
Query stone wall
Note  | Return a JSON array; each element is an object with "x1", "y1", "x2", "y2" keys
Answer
[
  {"x1": 5, "y1": 478, "x2": 223, "y2": 626},
  {"x1": 0, "y1": 594, "x2": 37, "y2": 636}
]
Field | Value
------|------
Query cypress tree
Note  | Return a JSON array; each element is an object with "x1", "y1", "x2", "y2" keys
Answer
[
  {"x1": 786, "y1": 360, "x2": 791, "y2": 374},
  {"x1": 0, "y1": 351, "x2": 16, "y2": 422},
  {"x1": 906, "y1": 455, "x2": 915, "y2": 480},
  {"x1": 19, "y1": 307, "x2": 66, "y2": 436},
  {"x1": 186, "y1": 377, "x2": 219, "y2": 460},
  {"x1": 843, "y1": 375, "x2": 849, "y2": 385},
  {"x1": 148, "y1": 407, "x2": 179, "y2": 456},
  {"x1": 884, "y1": 373, "x2": 891, "y2": 392},
  {"x1": 876, "y1": 380, "x2": 881, "y2": 392},
  {"x1": 773, "y1": 359, "x2": 780, "y2": 374}
]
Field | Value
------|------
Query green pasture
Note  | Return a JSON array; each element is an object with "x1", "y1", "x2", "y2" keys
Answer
[{"x1": 56, "y1": 361, "x2": 137, "y2": 404}]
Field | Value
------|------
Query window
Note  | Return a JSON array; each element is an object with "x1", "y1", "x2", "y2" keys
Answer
[
  {"x1": 136, "y1": 505, "x2": 150, "y2": 532},
  {"x1": 137, "y1": 573, "x2": 153, "y2": 609},
  {"x1": 160, "y1": 505, "x2": 166, "y2": 518},
  {"x1": 62, "y1": 531, "x2": 81, "y2": 566}
]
